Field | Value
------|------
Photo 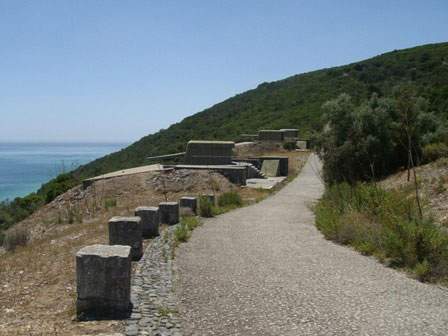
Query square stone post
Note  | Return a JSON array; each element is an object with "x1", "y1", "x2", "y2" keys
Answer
[
  {"x1": 134, "y1": 206, "x2": 159, "y2": 238},
  {"x1": 180, "y1": 196, "x2": 198, "y2": 215},
  {"x1": 202, "y1": 194, "x2": 216, "y2": 206},
  {"x1": 76, "y1": 244, "x2": 132, "y2": 320},
  {"x1": 159, "y1": 202, "x2": 179, "y2": 225},
  {"x1": 108, "y1": 216, "x2": 143, "y2": 260}
]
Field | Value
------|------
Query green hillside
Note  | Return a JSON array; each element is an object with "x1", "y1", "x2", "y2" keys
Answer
[
  {"x1": 75, "y1": 42, "x2": 448, "y2": 178},
  {"x1": 1, "y1": 42, "x2": 448, "y2": 243}
]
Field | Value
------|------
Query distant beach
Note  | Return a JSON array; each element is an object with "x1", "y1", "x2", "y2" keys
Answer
[{"x1": 0, "y1": 142, "x2": 127, "y2": 201}]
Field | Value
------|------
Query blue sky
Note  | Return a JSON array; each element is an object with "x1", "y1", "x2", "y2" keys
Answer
[{"x1": 1, "y1": 0, "x2": 447, "y2": 143}]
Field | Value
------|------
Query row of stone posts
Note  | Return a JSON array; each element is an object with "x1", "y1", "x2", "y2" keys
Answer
[{"x1": 75, "y1": 195, "x2": 209, "y2": 320}]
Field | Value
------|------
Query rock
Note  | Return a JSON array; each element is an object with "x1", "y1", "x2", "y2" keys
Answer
[{"x1": 76, "y1": 244, "x2": 132, "y2": 320}]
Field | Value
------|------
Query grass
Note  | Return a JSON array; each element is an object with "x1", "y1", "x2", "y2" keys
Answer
[
  {"x1": 314, "y1": 182, "x2": 448, "y2": 283},
  {"x1": 174, "y1": 216, "x2": 201, "y2": 243}
]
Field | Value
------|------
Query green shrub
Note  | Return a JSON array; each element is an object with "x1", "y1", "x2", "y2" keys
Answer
[
  {"x1": 4, "y1": 227, "x2": 29, "y2": 251},
  {"x1": 218, "y1": 191, "x2": 242, "y2": 208},
  {"x1": 283, "y1": 142, "x2": 296, "y2": 151},
  {"x1": 104, "y1": 198, "x2": 117, "y2": 210},
  {"x1": 423, "y1": 142, "x2": 448, "y2": 163},
  {"x1": 174, "y1": 224, "x2": 189, "y2": 242},
  {"x1": 315, "y1": 182, "x2": 448, "y2": 283},
  {"x1": 182, "y1": 216, "x2": 200, "y2": 231},
  {"x1": 199, "y1": 196, "x2": 214, "y2": 218}
]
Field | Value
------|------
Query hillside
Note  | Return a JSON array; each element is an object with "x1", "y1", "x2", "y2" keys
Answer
[
  {"x1": 75, "y1": 42, "x2": 448, "y2": 178},
  {"x1": 1, "y1": 42, "x2": 448, "y2": 239}
]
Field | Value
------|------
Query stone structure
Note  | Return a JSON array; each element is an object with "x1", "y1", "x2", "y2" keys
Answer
[
  {"x1": 202, "y1": 194, "x2": 216, "y2": 205},
  {"x1": 180, "y1": 196, "x2": 198, "y2": 215},
  {"x1": 261, "y1": 159, "x2": 280, "y2": 177},
  {"x1": 280, "y1": 128, "x2": 299, "y2": 139},
  {"x1": 296, "y1": 140, "x2": 307, "y2": 149},
  {"x1": 258, "y1": 130, "x2": 284, "y2": 142},
  {"x1": 159, "y1": 202, "x2": 180, "y2": 225},
  {"x1": 108, "y1": 217, "x2": 143, "y2": 261},
  {"x1": 134, "y1": 206, "x2": 159, "y2": 238},
  {"x1": 257, "y1": 156, "x2": 289, "y2": 176},
  {"x1": 76, "y1": 244, "x2": 132, "y2": 320},
  {"x1": 174, "y1": 164, "x2": 247, "y2": 185},
  {"x1": 184, "y1": 140, "x2": 235, "y2": 165}
]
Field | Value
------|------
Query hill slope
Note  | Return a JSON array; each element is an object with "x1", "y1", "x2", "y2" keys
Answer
[
  {"x1": 75, "y1": 42, "x2": 448, "y2": 178},
  {"x1": 1, "y1": 42, "x2": 448, "y2": 240}
]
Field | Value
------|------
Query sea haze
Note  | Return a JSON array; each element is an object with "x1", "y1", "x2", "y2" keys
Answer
[{"x1": 0, "y1": 142, "x2": 127, "y2": 201}]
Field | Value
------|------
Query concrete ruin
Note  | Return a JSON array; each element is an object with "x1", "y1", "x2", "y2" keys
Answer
[
  {"x1": 134, "y1": 206, "x2": 159, "y2": 238},
  {"x1": 174, "y1": 164, "x2": 247, "y2": 185},
  {"x1": 108, "y1": 217, "x2": 143, "y2": 261},
  {"x1": 280, "y1": 128, "x2": 299, "y2": 139},
  {"x1": 180, "y1": 196, "x2": 198, "y2": 215},
  {"x1": 76, "y1": 244, "x2": 132, "y2": 320},
  {"x1": 159, "y1": 202, "x2": 180, "y2": 225},
  {"x1": 257, "y1": 156, "x2": 289, "y2": 176},
  {"x1": 184, "y1": 140, "x2": 235, "y2": 165},
  {"x1": 258, "y1": 130, "x2": 284, "y2": 142}
]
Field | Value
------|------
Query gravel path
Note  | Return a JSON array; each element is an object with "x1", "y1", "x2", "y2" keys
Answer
[{"x1": 176, "y1": 154, "x2": 448, "y2": 336}]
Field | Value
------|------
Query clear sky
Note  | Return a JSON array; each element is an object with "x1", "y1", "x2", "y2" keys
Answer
[{"x1": 1, "y1": 0, "x2": 447, "y2": 143}]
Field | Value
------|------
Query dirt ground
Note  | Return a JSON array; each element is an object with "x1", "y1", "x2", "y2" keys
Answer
[
  {"x1": 380, "y1": 157, "x2": 448, "y2": 226},
  {"x1": 0, "y1": 145, "x2": 309, "y2": 336}
]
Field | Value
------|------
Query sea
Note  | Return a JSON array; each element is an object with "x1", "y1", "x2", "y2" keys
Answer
[{"x1": 0, "y1": 142, "x2": 127, "y2": 202}]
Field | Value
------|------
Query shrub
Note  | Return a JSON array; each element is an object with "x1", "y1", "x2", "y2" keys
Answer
[
  {"x1": 283, "y1": 142, "x2": 296, "y2": 151},
  {"x1": 4, "y1": 227, "x2": 29, "y2": 251},
  {"x1": 182, "y1": 216, "x2": 200, "y2": 231},
  {"x1": 174, "y1": 224, "x2": 189, "y2": 243},
  {"x1": 315, "y1": 182, "x2": 448, "y2": 282},
  {"x1": 218, "y1": 191, "x2": 242, "y2": 208},
  {"x1": 199, "y1": 196, "x2": 214, "y2": 218},
  {"x1": 423, "y1": 142, "x2": 448, "y2": 163},
  {"x1": 104, "y1": 198, "x2": 117, "y2": 210}
]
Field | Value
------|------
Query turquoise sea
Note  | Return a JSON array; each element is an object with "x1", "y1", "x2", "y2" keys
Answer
[{"x1": 0, "y1": 142, "x2": 126, "y2": 202}]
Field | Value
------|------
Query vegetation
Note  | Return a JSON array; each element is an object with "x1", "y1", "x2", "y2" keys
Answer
[
  {"x1": 217, "y1": 191, "x2": 243, "y2": 209},
  {"x1": 199, "y1": 196, "x2": 215, "y2": 218},
  {"x1": 316, "y1": 89, "x2": 444, "y2": 184},
  {"x1": 315, "y1": 183, "x2": 448, "y2": 282},
  {"x1": 2, "y1": 42, "x2": 448, "y2": 241},
  {"x1": 174, "y1": 216, "x2": 201, "y2": 243}
]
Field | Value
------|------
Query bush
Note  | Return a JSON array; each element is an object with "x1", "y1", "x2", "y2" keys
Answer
[
  {"x1": 174, "y1": 224, "x2": 189, "y2": 242},
  {"x1": 283, "y1": 142, "x2": 296, "y2": 151},
  {"x1": 199, "y1": 196, "x2": 214, "y2": 218},
  {"x1": 4, "y1": 227, "x2": 29, "y2": 251},
  {"x1": 104, "y1": 198, "x2": 117, "y2": 210},
  {"x1": 315, "y1": 182, "x2": 448, "y2": 282},
  {"x1": 218, "y1": 191, "x2": 243, "y2": 208},
  {"x1": 423, "y1": 142, "x2": 448, "y2": 163}
]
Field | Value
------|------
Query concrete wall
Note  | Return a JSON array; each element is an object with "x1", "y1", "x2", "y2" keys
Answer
[
  {"x1": 258, "y1": 130, "x2": 284, "y2": 142},
  {"x1": 184, "y1": 140, "x2": 235, "y2": 165}
]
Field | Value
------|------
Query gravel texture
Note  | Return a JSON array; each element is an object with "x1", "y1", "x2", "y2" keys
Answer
[
  {"x1": 125, "y1": 226, "x2": 182, "y2": 336},
  {"x1": 176, "y1": 154, "x2": 448, "y2": 336}
]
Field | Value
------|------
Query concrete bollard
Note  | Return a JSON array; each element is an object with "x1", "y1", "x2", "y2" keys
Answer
[
  {"x1": 159, "y1": 202, "x2": 179, "y2": 225},
  {"x1": 108, "y1": 216, "x2": 143, "y2": 260},
  {"x1": 76, "y1": 244, "x2": 132, "y2": 320},
  {"x1": 180, "y1": 197, "x2": 198, "y2": 215},
  {"x1": 203, "y1": 194, "x2": 216, "y2": 206},
  {"x1": 134, "y1": 206, "x2": 160, "y2": 238}
]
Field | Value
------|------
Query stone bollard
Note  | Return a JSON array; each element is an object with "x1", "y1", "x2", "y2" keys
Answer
[
  {"x1": 134, "y1": 206, "x2": 160, "y2": 238},
  {"x1": 203, "y1": 194, "x2": 216, "y2": 206},
  {"x1": 108, "y1": 216, "x2": 143, "y2": 261},
  {"x1": 180, "y1": 196, "x2": 198, "y2": 215},
  {"x1": 159, "y1": 202, "x2": 179, "y2": 225},
  {"x1": 76, "y1": 244, "x2": 132, "y2": 320}
]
